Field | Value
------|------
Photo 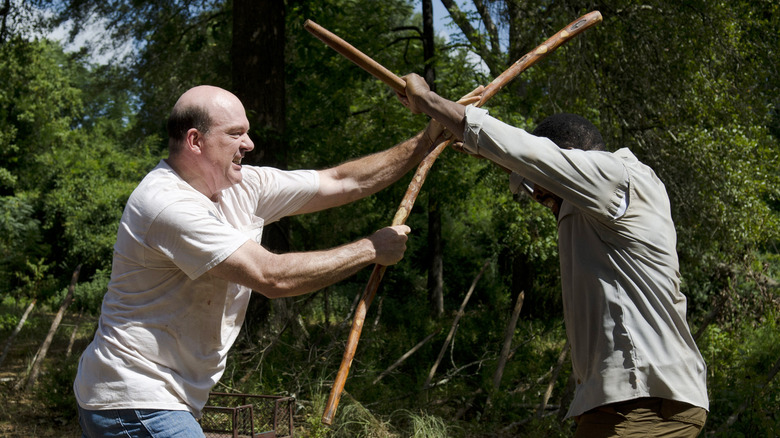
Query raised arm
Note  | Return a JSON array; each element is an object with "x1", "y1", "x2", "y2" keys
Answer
[
  {"x1": 294, "y1": 124, "x2": 439, "y2": 214},
  {"x1": 398, "y1": 73, "x2": 468, "y2": 142}
]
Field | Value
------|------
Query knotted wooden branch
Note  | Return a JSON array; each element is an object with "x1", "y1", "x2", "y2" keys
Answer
[{"x1": 306, "y1": 11, "x2": 603, "y2": 425}]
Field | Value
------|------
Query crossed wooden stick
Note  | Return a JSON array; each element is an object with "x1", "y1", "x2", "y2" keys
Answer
[{"x1": 304, "y1": 11, "x2": 603, "y2": 425}]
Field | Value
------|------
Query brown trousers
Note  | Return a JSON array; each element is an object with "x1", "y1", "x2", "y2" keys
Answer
[{"x1": 574, "y1": 397, "x2": 707, "y2": 438}]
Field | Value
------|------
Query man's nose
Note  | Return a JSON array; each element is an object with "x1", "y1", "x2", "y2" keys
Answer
[{"x1": 242, "y1": 135, "x2": 255, "y2": 152}]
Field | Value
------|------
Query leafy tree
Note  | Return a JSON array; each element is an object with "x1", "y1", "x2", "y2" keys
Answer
[
  {"x1": 6, "y1": 0, "x2": 776, "y2": 434},
  {"x1": 436, "y1": 0, "x2": 779, "y2": 309},
  {"x1": 0, "y1": 33, "x2": 156, "y2": 307},
  {"x1": 0, "y1": 37, "x2": 80, "y2": 293}
]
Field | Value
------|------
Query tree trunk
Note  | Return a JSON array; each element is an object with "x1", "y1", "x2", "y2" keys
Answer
[
  {"x1": 483, "y1": 289, "x2": 524, "y2": 417},
  {"x1": 232, "y1": 0, "x2": 287, "y2": 172},
  {"x1": 0, "y1": 298, "x2": 37, "y2": 368},
  {"x1": 66, "y1": 310, "x2": 84, "y2": 358},
  {"x1": 537, "y1": 338, "x2": 569, "y2": 418},
  {"x1": 231, "y1": 0, "x2": 291, "y2": 336},
  {"x1": 24, "y1": 264, "x2": 81, "y2": 390},
  {"x1": 422, "y1": 0, "x2": 436, "y2": 88},
  {"x1": 422, "y1": 0, "x2": 444, "y2": 318},
  {"x1": 492, "y1": 291, "x2": 525, "y2": 390},
  {"x1": 0, "y1": 0, "x2": 10, "y2": 44},
  {"x1": 427, "y1": 199, "x2": 444, "y2": 317},
  {"x1": 440, "y1": 0, "x2": 502, "y2": 77},
  {"x1": 231, "y1": 0, "x2": 288, "y2": 251}
]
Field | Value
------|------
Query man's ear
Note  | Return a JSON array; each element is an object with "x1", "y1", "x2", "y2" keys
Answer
[{"x1": 185, "y1": 128, "x2": 203, "y2": 154}]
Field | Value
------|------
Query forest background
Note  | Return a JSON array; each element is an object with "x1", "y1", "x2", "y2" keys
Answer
[{"x1": 0, "y1": 0, "x2": 778, "y2": 437}]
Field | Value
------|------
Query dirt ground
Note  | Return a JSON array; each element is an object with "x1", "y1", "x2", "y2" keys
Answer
[
  {"x1": 0, "y1": 380, "x2": 83, "y2": 437},
  {"x1": 0, "y1": 310, "x2": 91, "y2": 437}
]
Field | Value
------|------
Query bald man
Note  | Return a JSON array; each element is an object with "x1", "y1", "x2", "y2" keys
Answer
[{"x1": 74, "y1": 85, "x2": 470, "y2": 437}]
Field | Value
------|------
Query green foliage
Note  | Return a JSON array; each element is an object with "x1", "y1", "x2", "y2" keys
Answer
[
  {"x1": 329, "y1": 398, "x2": 398, "y2": 438},
  {"x1": 699, "y1": 310, "x2": 780, "y2": 435},
  {"x1": 38, "y1": 126, "x2": 157, "y2": 270},
  {"x1": 34, "y1": 354, "x2": 81, "y2": 419},
  {"x1": 0, "y1": 194, "x2": 48, "y2": 293},
  {"x1": 0, "y1": 301, "x2": 22, "y2": 331},
  {"x1": 0, "y1": 35, "x2": 157, "y2": 302},
  {"x1": 1, "y1": 0, "x2": 777, "y2": 436},
  {"x1": 0, "y1": 37, "x2": 82, "y2": 189},
  {"x1": 73, "y1": 268, "x2": 111, "y2": 314}
]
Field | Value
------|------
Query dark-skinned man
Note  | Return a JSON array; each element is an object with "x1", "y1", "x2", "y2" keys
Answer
[{"x1": 397, "y1": 73, "x2": 708, "y2": 437}]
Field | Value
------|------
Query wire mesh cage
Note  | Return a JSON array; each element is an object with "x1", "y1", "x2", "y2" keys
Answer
[{"x1": 199, "y1": 392, "x2": 295, "y2": 438}]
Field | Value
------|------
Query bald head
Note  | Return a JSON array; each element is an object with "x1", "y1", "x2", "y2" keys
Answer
[{"x1": 167, "y1": 85, "x2": 244, "y2": 151}]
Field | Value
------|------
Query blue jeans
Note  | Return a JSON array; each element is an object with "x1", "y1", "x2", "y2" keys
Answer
[{"x1": 78, "y1": 405, "x2": 205, "y2": 438}]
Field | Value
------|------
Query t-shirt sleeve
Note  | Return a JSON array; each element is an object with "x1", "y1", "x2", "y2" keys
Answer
[
  {"x1": 236, "y1": 167, "x2": 319, "y2": 224},
  {"x1": 147, "y1": 199, "x2": 250, "y2": 280}
]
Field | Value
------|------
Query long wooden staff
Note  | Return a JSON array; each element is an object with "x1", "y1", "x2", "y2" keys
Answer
[{"x1": 306, "y1": 11, "x2": 602, "y2": 425}]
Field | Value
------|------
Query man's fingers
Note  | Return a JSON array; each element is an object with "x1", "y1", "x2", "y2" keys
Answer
[
  {"x1": 395, "y1": 91, "x2": 417, "y2": 113},
  {"x1": 456, "y1": 85, "x2": 485, "y2": 105},
  {"x1": 450, "y1": 141, "x2": 484, "y2": 158},
  {"x1": 424, "y1": 119, "x2": 446, "y2": 145},
  {"x1": 457, "y1": 96, "x2": 481, "y2": 106},
  {"x1": 389, "y1": 224, "x2": 411, "y2": 236}
]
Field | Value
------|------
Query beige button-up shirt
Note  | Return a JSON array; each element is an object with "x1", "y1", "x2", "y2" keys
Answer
[{"x1": 462, "y1": 106, "x2": 708, "y2": 418}]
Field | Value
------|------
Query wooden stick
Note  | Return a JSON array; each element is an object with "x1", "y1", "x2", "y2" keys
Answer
[
  {"x1": 424, "y1": 259, "x2": 490, "y2": 389},
  {"x1": 493, "y1": 291, "x2": 526, "y2": 390},
  {"x1": 315, "y1": 11, "x2": 602, "y2": 425},
  {"x1": 537, "y1": 339, "x2": 570, "y2": 418},
  {"x1": 304, "y1": 20, "x2": 406, "y2": 94},
  {"x1": 372, "y1": 328, "x2": 442, "y2": 384}
]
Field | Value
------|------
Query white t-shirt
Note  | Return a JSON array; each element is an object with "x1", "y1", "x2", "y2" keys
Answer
[
  {"x1": 74, "y1": 160, "x2": 319, "y2": 417},
  {"x1": 462, "y1": 106, "x2": 708, "y2": 418}
]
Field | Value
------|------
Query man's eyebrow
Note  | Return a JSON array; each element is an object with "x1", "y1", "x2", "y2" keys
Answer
[{"x1": 225, "y1": 123, "x2": 248, "y2": 133}]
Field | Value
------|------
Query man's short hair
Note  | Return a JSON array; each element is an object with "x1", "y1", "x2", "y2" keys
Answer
[
  {"x1": 532, "y1": 113, "x2": 605, "y2": 151},
  {"x1": 167, "y1": 105, "x2": 212, "y2": 144}
]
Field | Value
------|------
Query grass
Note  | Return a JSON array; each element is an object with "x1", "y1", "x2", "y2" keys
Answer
[{"x1": 3, "y1": 291, "x2": 777, "y2": 437}]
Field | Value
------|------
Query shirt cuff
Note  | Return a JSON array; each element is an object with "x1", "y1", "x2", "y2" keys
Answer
[
  {"x1": 509, "y1": 172, "x2": 526, "y2": 195},
  {"x1": 462, "y1": 105, "x2": 489, "y2": 155}
]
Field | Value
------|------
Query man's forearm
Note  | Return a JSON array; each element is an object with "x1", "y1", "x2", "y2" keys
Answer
[
  {"x1": 415, "y1": 90, "x2": 467, "y2": 141},
  {"x1": 340, "y1": 129, "x2": 429, "y2": 192},
  {"x1": 210, "y1": 239, "x2": 376, "y2": 299},
  {"x1": 209, "y1": 226, "x2": 409, "y2": 298},
  {"x1": 254, "y1": 240, "x2": 377, "y2": 298},
  {"x1": 306, "y1": 129, "x2": 429, "y2": 211}
]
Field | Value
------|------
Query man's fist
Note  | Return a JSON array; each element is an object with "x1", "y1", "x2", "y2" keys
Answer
[{"x1": 368, "y1": 225, "x2": 411, "y2": 266}]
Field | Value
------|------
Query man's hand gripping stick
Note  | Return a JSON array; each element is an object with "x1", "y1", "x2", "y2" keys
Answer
[{"x1": 305, "y1": 11, "x2": 602, "y2": 425}]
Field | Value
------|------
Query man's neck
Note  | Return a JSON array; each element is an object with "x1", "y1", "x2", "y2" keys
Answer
[{"x1": 164, "y1": 156, "x2": 220, "y2": 202}]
